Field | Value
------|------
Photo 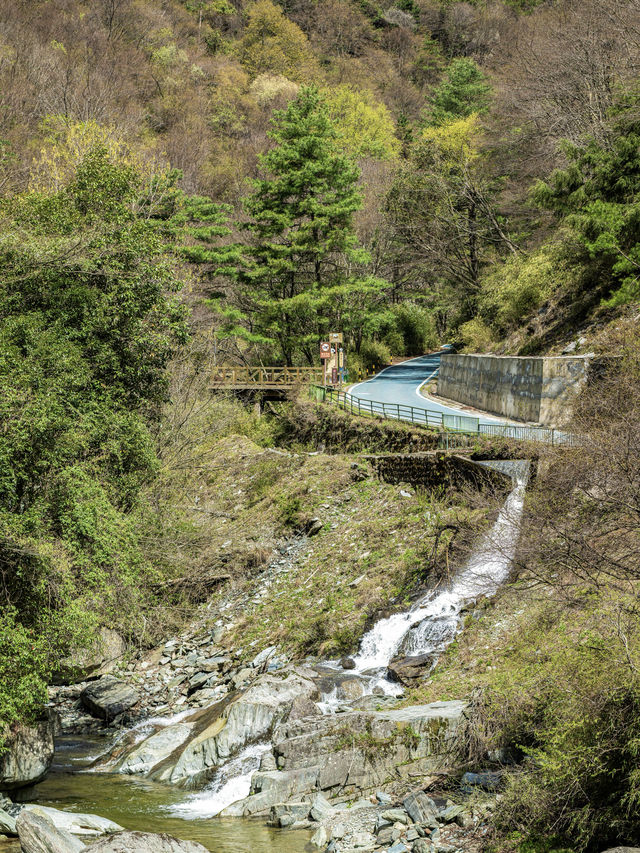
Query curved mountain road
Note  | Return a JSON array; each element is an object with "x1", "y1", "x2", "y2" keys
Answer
[{"x1": 348, "y1": 353, "x2": 509, "y2": 428}]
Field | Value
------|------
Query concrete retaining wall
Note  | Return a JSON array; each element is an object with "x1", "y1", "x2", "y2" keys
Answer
[{"x1": 438, "y1": 354, "x2": 592, "y2": 425}]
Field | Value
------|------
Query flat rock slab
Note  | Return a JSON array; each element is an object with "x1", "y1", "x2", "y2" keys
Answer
[
  {"x1": 15, "y1": 811, "x2": 85, "y2": 853},
  {"x1": 21, "y1": 805, "x2": 122, "y2": 836},
  {"x1": 81, "y1": 677, "x2": 139, "y2": 721},
  {"x1": 89, "y1": 831, "x2": 210, "y2": 852}
]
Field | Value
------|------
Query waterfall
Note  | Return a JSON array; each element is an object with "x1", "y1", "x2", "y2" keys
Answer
[
  {"x1": 350, "y1": 460, "x2": 529, "y2": 675},
  {"x1": 167, "y1": 743, "x2": 270, "y2": 818}
]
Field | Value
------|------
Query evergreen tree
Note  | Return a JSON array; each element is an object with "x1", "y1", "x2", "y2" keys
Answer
[
  {"x1": 534, "y1": 92, "x2": 640, "y2": 306},
  {"x1": 428, "y1": 58, "x2": 491, "y2": 126},
  {"x1": 230, "y1": 85, "x2": 366, "y2": 364}
]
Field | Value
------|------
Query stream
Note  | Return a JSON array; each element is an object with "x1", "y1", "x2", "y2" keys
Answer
[
  {"x1": 7, "y1": 736, "x2": 311, "y2": 852},
  {"x1": 4, "y1": 461, "x2": 528, "y2": 852}
]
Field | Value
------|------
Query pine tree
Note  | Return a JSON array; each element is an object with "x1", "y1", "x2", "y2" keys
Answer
[{"x1": 231, "y1": 85, "x2": 365, "y2": 365}]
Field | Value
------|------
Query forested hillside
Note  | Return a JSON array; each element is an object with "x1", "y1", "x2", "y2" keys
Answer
[{"x1": 2, "y1": 0, "x2": 639, "y2": 366}]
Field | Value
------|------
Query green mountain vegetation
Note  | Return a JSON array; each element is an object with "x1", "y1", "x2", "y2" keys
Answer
[{"x1": 0, "y1": 0, "x2": 639, "y2": 850}]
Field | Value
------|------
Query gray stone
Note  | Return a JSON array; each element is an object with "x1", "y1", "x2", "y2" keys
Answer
[
  {"x1": 306, "y1": 518, "x2": 323, "y2": 537},
  {"x1": 403, "y1": 791, "x2": 438, "y2": 824},
  {"x1": 376, "y1": 790, "x2": 392, "y2": 805},
  {"x1": 187, "y1": 672, "x2": 211, "y2": 694},
  {"x1": 269, "y1": 802, "x2": 309, "y2": 825},
  {"x1": 309, "y1": 792, "x2": 333, "y2": 821},
  {"x1": 332, "y1": 823, "x2": 346, "y2": 839},
  {"x1": 377, "y1": 828, "x2": 395, "y2": 845},
  {"x1": 439, "y1": 804, "x2": 465, "y2": 823},
  {"x1": 460, "y1": 770, "x2": 502, "y2": 792},
  {"x1": 114, "y1": 670, "x2": 319, "y2": 787},
  {"x1": 352, "y1": 831, "x2": 374, "y2": 847},
  {"x1": 252, "y1": 647, "x2": 277, "y2": 669},
  {"x1": 89, "y1": 831, "x2": 209, "y2": 852},
  {"x1": 56, "y1": 627, "x2": 126, "y2": 682},
  {"x1": 340, "y1": 657, "x2": 356, "y2": 670},
  {"x1": 80, "y1": 677, "x2": 139, "y2": 722},
  {"x1": 278, "y1": 813, "x2": 295, "y2": 828},
  {"x1": 0, "y1": 716, "x2": 55, "y2": 791},
  {"x1": 21, "y1": 805, "x2": 123, "y2": 836},
  {"x1": 0, "y1": 807, "x2": 16, "y2": 835},
  {"x1": 382, "y1": 809, "x2": 409, "y2": 825},
  {"x1": 310, "y1": 826, "x2": 328, "y2": 848},
  {"x1": 15, "y1": 811, "x2": 85, "y2": 853},
  {"x1": 388, "y1": 655, "x2": 433, "y2": 686},
  {"x1": 412, "y1": 841, "x2": 433, "y2": 853},
  {"x1": 388, "y1": 844, "x2": 410, "y2": 853}
]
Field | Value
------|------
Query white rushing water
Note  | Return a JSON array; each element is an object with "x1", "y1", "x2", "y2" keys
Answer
[
  {"x1": 350, "y1": 461, "x2": 529, "y2": 675},
  {"x1": 167, "y1": 743, "x2": 270, "y2": 819}
]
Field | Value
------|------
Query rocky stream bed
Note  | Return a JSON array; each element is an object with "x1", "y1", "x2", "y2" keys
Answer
[{"x1": 0, "y1": 464, "x2": 527, "y2": 853}]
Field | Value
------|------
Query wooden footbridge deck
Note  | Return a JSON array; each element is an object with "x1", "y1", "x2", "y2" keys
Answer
[{"x1": 211, "y1": 366, "x2": 325, "y2": 390}]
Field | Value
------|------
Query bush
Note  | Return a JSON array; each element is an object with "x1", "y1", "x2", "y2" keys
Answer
[
  {"x1": 477, "y1": 243, "x2": 572, "y2": 335},
  {"x1": 458, "y1": 317, "x2": 496, "y2": 351},
  {"x1": 390, "y1": 302, "x2": 438, "y2": 355},
  {"x1": 357, "y1": 339, "x2": 392, "y2": 373}
]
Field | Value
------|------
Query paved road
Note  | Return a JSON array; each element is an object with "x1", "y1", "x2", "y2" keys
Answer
[{"x1": 348, "y1": 353, "x2": 509, "y2": 428}]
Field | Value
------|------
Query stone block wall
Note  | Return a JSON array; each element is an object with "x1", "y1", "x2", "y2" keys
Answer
[
  {"x1": 363, "y1": 452, "x2": 511, "y2": 493},
  {"x1": 437, "y1": 354, "x2": 593, "y2": 425}
]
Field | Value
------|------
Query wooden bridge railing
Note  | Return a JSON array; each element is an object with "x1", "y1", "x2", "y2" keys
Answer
[{"x1": 211, "y1": 366, "x2": 325, "y2": 387}]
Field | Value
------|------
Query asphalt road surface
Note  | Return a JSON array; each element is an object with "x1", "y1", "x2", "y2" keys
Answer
[{"x1": 348, "y1": 353, "x2": 509, "y2": 427}]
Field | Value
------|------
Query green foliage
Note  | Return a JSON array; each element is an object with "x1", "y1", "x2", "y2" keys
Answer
[
  {"x1": 428, "y1": 58, "x2": 491, "y2": 126},
  {"x1": 484, "y1": 594, "x2": 640, "y2": 852},
  {"x1": 389, "y1": 302, "x2": 438, "y2": 355},
  {"x1": 323, "y1": 86, "x2": 401, "y2": 160},
  {"x1": 533, "y1": 91, "x2": 640, "y2": 307},
  {"x1": 224, "y1": 86, "x2": 384, "y2": 364},
  {"x1": 0, "y1": 148, "x2": 186, "y2": 742},
  {"x1": 239, "y1": 0, "x2": 316, "y2": 80},
  {"x1": 476, "y1": 244, "x2": 568, "y2": 334},
  {"x1": 357, "y1": 338, "x2": 392, "y2": 372}
]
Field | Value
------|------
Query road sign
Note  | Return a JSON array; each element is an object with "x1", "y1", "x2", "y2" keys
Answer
[
  {"x1": 320, "y1": 341, "x2": 331, "y2": 359},
  {"x1": 329, "y1": 332, "x2": 343, "y2": 343}
]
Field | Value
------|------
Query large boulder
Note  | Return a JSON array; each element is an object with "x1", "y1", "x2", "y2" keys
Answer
[
  {"x1": 55, "y1": 628, "x2": 126, "y2": 683},
  {"x1": 15, "y1": 810, "x2": 85, "y2": 853},
  {"x1": 222, "y1": 701, "x2": 467, "y2": 816},
  {"x1": 0, "y1": 715, "x2": 55, "y2": 791},
  {"x1": 107, "y1": 669, "x2": 318, "y2": 787},
  {"x1": 89, "y1": 831, "x2": 209, "y2": 852},
  {"x1": 80, "y1": 677, "x2": 139, "y2": 722},
  {"x1": 20, "y1": 805, "x2": 122, "y2": 836}
]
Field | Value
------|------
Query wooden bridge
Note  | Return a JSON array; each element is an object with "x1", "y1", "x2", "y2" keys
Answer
[{"x1": 210, "y1": 366, "x2": 325, "y2": 389}]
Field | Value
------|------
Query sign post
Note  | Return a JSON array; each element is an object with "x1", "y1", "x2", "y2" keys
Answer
[
  {"x1": 320, "y1": 341, "x2": 331, "y2": 387},
  {"x1": 321, "y1": 333, "x2": 345, "y2": 387}
]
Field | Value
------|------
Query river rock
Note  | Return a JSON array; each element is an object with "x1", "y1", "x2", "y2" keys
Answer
[
  {"x1": 387, "y1": 655, "x2": 434, "y2": 686},
  {"x1": 403, "y1": 791, "x2": 438, "y2": 824},
  {"x1": 340, "y1": 657, "x2": 356, "y2": 670},
  {"x1": 21, "y1": 805, "x2": 122, "y2": 836},
  {"x1": 80, "y1": 677, "x2": 139, "y2": 722},
  {"x1": 460, "y1": 770, "x2": 502, "y2": 792},
  {"x1": 310, "y1": 826, "x2": 328, "y2": 848},
  {"x1": 0, "y1": 715, "x2": 55, "y2": 791},
  {"x1": 0, "y1": 807, "x2": 16, "y2": 835},
  {"x1": 15, "y1": 810, "x2": 85, "y2": 853},
  {"x1": 110, "y1": 669, "x2": 318, "y2": 786},
  {"x1": 89, "y1": 831, "x2": 209, "y2": 852},
  {"x1": 225, "y1": 701, "x2": 467, "y2": 816}
]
